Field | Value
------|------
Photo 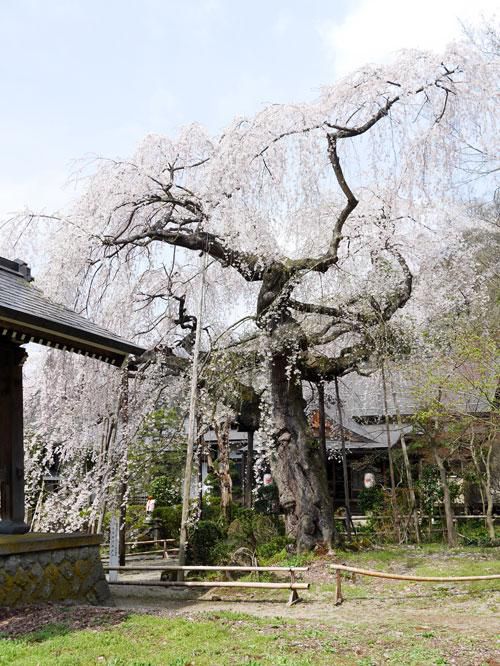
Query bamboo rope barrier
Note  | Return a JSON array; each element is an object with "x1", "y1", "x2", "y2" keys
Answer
[
  {"x1": 108, "y1": 580, "x2": 308, "y2": 590},
  {"x1": 330, "y1": 564, "x2": 500, "y2": 605},
  {"x1": 104, "y1": 565, "x2": 308, "y2": 572},
  {"x1": 104, "y1": 563, "x2": 309, "y2": 606}
]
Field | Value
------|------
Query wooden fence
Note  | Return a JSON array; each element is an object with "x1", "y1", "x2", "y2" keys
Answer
[
  {"x1": 104, "y1": 564, "x2": 309, "y2": 606},
  {"x1": 330, "y1": 563, "x2": 500, "y2": 605}
]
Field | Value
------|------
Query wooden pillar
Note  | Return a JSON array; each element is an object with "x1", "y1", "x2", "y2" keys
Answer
[
  {"x1": 198, "y1": 448, "x2": 204, "y2": 518},
  {"x1": 318, "y1": 383, "x2": 328, "y2": 471},
  {"x1": 118, "y1": 367, "x2": 129, "y2": 567},
  {"x1": 0, "y1": 340, "x2": 29, "y2": 534},
  {"x1": 244, "y1": 431, "x2": 254, "y2": 508},
  {"x1": 334, "y1": 377, "x2": 352, "y2": 539}
]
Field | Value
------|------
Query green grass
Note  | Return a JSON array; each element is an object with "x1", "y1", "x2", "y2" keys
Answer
[
  {"x1": 334, "y1": 544, "x2": 500, "y2": 595},
  {"x1": 258, "y1": 550, "x2": 315, "y2": 568},
  {"x1": 2, "y1": 613, "x2": 312, "y2": 666},
  {"x1": 0, "y1": 611, "x2": 469, "y2": 666},
  {"x1": 338, "y1": 542, "x2": 499, "y2": 563}
]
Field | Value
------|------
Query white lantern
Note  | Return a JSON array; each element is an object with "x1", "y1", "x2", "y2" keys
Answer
[{"x1": 364, "y1": 472, "x2": 376, "y2": 489}]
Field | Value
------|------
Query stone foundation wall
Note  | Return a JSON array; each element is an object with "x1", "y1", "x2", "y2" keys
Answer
[{"x1": 0, "y1": 533, "x2": 111, "y2": 607}]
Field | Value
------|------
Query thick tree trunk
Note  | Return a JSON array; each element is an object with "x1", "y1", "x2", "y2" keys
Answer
[
  {"x1": 389, "y1": 377, "x2": 420, "y2": 544},
  {"x1": 218, "y1": 446, "x2": 233, "y2": 524},
  {"x1": 268, "y1": 354, "x2": 333, "y2": 552}
]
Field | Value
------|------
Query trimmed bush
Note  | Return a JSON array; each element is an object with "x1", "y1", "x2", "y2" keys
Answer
[{"x1": 254, "y1": 482, "x2": 280, "y2": 515}]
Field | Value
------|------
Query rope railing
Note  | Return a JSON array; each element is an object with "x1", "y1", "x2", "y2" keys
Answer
[{"x1": 330, "y1": 563, "x2": 500, "y2": 605}]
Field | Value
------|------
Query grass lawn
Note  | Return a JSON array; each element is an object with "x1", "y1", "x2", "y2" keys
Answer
[
  {"x1": 0, "y1": 545, "x2": 498, "y2": 665},
  {"x1": 0, "y1": 611, "x2": 488, "y2": 666}
]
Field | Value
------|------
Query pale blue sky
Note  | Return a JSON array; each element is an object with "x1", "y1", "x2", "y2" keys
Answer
[{"x1": 0, "y1": 0, "x2": 495, "y2": 216}]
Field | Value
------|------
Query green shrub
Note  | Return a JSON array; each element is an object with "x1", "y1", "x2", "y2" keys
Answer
[
  {"x1": 358, "y1": 486, "x2": 384, "y2": 514},
  {"x1": 226, "y1": 510, "x2": 281, "y2": 552},
  {"x1": 254, "y1": 482, "x2": 280, "y2": 515},
  {"x1": 148, "y1": 476, "x2": 181, "y2": 507},
  {"x1": 256, "y1": 536, "x2": 290, "y2": 559},
  {"x1": 260, "y1": 549, "x2": 314, "y2": 567},
  {"x1": 200, "y1": 496, "x2": 225, "y2": 524},
  {"x1": 188, "y1": 520, "x2": 225, "y2": 565},
  {"x1": 153, "y1": 504, "x2": 182, "y2": 539},
  {"x1": 125, "y1": 505, "x2": 149, "y2": 536},
  {"x1": 458, "y1": 519, "x2": 499, "y2": 547},
  {"x1": 209, "y1": 540, "x2": 233, "y2": 565}
]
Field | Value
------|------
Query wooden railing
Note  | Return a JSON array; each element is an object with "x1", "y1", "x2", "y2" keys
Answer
[
  {"x1": 330, "y1": 563, "x2": 500, "y2": 605},
  {"x1": 101, "y1": 538, "x2": 178, "y2": 561},
  {"x1": 124, "y1": 538, "x2": 177, "y2": 559},
  {"x1": 104, "y1": 564, "x2": 309, "y2": 606}
]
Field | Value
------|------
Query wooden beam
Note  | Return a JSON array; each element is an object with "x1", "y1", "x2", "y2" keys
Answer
[
  {"x1": 0, "y1": 340, "x2": 28, "y2": 534},
  {"x1": 331, "y1": 564, "x2": 500, "y2": 582},
  {"x1": 104, "y1": 565, "x2": 309, "y2": 572},
  {"x1": 108, "y1": 580, "x2": 308, "y2": 589}
]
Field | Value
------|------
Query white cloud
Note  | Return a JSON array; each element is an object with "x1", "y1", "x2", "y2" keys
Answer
[
  {"x1": 319, "y1": 0, "x2": 497, "y2": 77},
  {"x1": 274, "y1": 11, "x2": 293, "y2": 36}
]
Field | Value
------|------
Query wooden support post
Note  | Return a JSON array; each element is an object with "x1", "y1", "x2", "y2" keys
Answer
[
  {"x1": 287, "y1": 567, "x2": 301, "y2": 606},
  {"x1": 0, "y1": 341, "x2": 28, "y2": 534},
  {"x1": 334, "y1": 377, "x2": 353, "y2": 539},
  {"x1": 335, "y1": 569, "x2": 343, "y2": 605},
  {"x1": 287, "y1": 588, "x2": 300, "y2": 606},
  {"x1": 244, "y1": 431, "x2": 254, "y2": 508},
  {"x1": 178, "y1": 254, "x2": 207, "y2": 581}
]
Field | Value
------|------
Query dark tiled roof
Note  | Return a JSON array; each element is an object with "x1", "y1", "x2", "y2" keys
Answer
[{"x1": 0, "y1": 258, "x2": 145, "y2": 365}]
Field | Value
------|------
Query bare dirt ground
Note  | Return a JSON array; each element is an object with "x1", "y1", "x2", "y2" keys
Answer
[
  {"x1": 112, "y1": 584, "x2": 500, "y2": 632},
  {"x1": 109, "y1": 553, "x2": 500, "y2": 632},
  {"x1": 0, "y1": 603, "x2": 128, "y2": 638}
]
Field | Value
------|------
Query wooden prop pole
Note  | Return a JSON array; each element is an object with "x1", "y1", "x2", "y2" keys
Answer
[
  {"x1": 331, "y1": 563, "x2": 500, "y2": 582},
  {"x1": 331, "y1": 563, "x2": 500, "y2": 605},
  {"x1": 178, "y1": 254, "x2": 207, "y2": 577}
]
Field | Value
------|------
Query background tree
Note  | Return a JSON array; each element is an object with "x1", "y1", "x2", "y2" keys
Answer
[{"x1": 412, "y1": 329, "x2": 499, "y2": 543}]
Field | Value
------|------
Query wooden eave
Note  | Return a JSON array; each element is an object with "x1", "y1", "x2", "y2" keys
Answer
[{"x1": 0, "y1": 263, "x2": 145, "y2": 365}]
